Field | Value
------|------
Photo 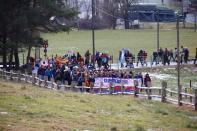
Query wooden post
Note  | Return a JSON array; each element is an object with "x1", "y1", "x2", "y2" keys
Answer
[
  {"x1": 57, "y1": 81, "x2": 60, "y2": 90},
  {"x1": 10, "y1": 71, "x2": 13, "y2": 80},
  {"x1": 25, "y1": 73, "x2": 28, "y2": 83},
  {"x1": 39, "y1": 77, "x2": 41, "y2": 87},
  {"x1": 170, "y1": 92, "x2": 173, "y2": 97},
  {"x1": 189, "y1": 80, "x2": 193, "y2": 102},
  {"x1": 147, "y1": 82, "x2": 151, "y2": 100},
  {"x1": 2, "y1": 70, "x2": 5, "y2": 79},
  {"x1": 190, "y1": 95, "x2": 193, "y2": 103},
  {"x1": 18, "y1": 72, "x2": 21, "y2": 82},
  {"x1": 194, "y1": 89, "x2": 197, "y2": 111},
  {"x1": 3, "y1": 71, "x2": 6, "y2": 80},
  {"x1": 23, "y1": 54, "x2": 25, "y2": 65},
  {"x1": 190, "y1": 80, "x2": 192, "y2": 88},
  {"x1": 32, "y1": 74, "x2": 36, "y2": 85},
  {"x1": 159, "y1": 88, "x2": 161, "y2": 95},
  {"x1": 52, "y1": 82, "x2": 54, "y2": 89},
  {"x1": 51, "y1": 78, "x2": 54, "y2": 89},
  {"x1": 161, "y1": 81, "x2": 167, "y2": 103},
  {"x1": 147, "y1": 88, "x2": 151, "y2": 100},
  {"x1": 178, "y1": 85, "x2": 183, "y2": 106},
  {"x1": 0, "y1": 70, "x2": 3, "y2": 78},
  {"x1": 44, "y1": 76, "x2": 48, "y2": 88}
]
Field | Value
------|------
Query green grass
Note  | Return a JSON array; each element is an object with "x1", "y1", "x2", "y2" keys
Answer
[
  {"x1": 0, "y1": 79, "x2": 197, "y2": 131},
  {"x1": 39, "y1": 29, "x2": 197, "y2": 60}
]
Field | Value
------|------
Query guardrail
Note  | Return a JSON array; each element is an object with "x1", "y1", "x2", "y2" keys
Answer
[{"x1": 0, "y1": 69, "x2": 197, "y2": 111}]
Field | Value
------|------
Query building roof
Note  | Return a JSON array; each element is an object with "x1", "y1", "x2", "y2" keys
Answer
[{"x1": 129, "y1": 4, "x2": 175, "y2": 14}]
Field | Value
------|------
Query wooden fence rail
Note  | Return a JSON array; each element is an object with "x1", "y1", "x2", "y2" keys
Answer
[{"x1": 0, "y1": 69, "x2": 197, "y2": 111}]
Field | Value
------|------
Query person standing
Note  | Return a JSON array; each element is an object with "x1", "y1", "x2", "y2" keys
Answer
[
  {"x1": 85, "y1": 50, "x2": 91, "y2": 66},
  {"x1": 163, "y1": 48, "x2": 170, "y2": 65},
  {"x1": 180, "y1": 46, "x2": 184, "y2": 64},
  {"x1": 173, "y1": 48, "x2": 178, "y2": 62},
  {"x1": 144, "y1": 73, "x2": 151, "y2": 87},
  {"x1": 194, "y1": 48, "x2": 197, "y2": 64},
  {"x1": 184, "y1": 47, "x2": 189, "y2": 64}
]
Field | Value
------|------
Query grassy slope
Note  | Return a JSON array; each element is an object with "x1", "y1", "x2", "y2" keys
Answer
[
  {"x1": 0, "y1": 80, "x2": 197, "y2": 131},
  {"x1": 41, "y1": 29, "x2": 197, "y2": 60}
]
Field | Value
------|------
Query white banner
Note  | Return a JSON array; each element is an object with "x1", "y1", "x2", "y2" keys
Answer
[{"x1": 94, "y1": 77, "x2": 141, "y2": 87}]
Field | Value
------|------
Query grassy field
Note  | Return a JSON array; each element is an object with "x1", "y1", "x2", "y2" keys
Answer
[
  {"x1": 40, "y1": 29, "x2": 197, "y2": 61},
  {"x1": 1, "y1": 79, "x2": 197, "y2": 131}
]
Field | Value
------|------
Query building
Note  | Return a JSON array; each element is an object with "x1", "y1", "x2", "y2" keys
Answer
[{"x1": 128, "y1": 4, "x2": 176, "y2": 22}]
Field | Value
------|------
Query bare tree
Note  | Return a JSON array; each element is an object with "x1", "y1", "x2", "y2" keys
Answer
[
  {"x1": 117, "y1": 0, "x2": 139, "y2": 29},
  {"x1": 79, "y1": 0, "x2": 92, "y2": 20},
  {"x1": 101, "y1": 0, "x2": 119, "y2": 29}
]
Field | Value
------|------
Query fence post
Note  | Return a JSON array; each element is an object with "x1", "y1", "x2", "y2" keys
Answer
[
  {"x1": 147, "y1": 82, "x2": 151, "y2": 100},
  {"x1": 39, "y1": 77, "x2": 41, "y2": 87},
  {"x1": 161, "y1": 81, "x2": 167, "y2": 103},
  {"x1": 0, "y1": 69, "x2": 3, "y2": 78},
  {"x1": 178, "y1": 85, "x2": 183, "y2": 106},
  {"x1": 51, "y1": 78, "x2": 54, "y2": 89},
  {"x1": 44, "y1": 76, "x2": 47, "y2": 88},
  {"x1": 32, "y1": 74, "x2": 36, "y2": 85},
  {"x1": 2, "y1": 70, "x2": 5, "y2": 79},
  {"x1": 10, "y1": 71, "x2": 13, "y2": 80},
  {"x1": 57, "y1": 80, "x2": 61, "y2": 90},
  {"x1": 25, "y1": 73, "x2": 28, "y2": 83},
  {"x1": 194, "y1": 89, "x2": 197, "y2": 111},
  {"x1": 17, "y1": 72, "x2": 21, "y2": 82}
]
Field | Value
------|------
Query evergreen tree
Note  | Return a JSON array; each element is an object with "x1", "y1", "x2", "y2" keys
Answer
[{"x1": 0, "y1": 0, "x2": 76, "y2": 69}]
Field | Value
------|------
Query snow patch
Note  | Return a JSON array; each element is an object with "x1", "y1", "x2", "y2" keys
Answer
[
  {"x1": 149, "y1": 73, "x2": 175, "y2": 80},
  {"x1": 0, "y1": 112, "x2": 8, "y2": 115}
]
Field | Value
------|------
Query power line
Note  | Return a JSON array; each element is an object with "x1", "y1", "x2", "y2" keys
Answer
[{"x1": 94, "y1": 4, "x2": 133, "y2": 22}]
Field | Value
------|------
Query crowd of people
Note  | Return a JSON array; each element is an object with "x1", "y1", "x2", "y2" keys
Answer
[
  {"x1": 31, "y1": 50, "x2": 153, "y2": 89},
  {"x1": 29, "y1": 47, "x2": 197, "y2": 89},
  {"x1": 152, "y1": 46, "x2": 191, "y2": 66},
  {"x1": 119, "y1": 49, "x2": 148, "y2": 68},
  {"x1": 118, "y1": 46, "x2": 196, "y2": 68}
]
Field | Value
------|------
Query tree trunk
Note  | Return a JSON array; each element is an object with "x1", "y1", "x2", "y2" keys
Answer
[
  {"x1": 9, "y1": 48, "x2": 14, "y2": 69},
  {"x1": 124, "y1": 0, "x2": 130, "y2": 29},
  {"x1": 2, "y1": 33, "x2": 7, "y2": 69},
  {"x1": 26, "y1": 45, "x2": 32, "y2": 64},
  {"x1": 124, "y1": 15, "x2": 130, "y2": 29},
  {"x1": 14, "y1": 44, "x2": 19, "y2": 69},
  {"x1": 112, "y1": 16, "x2": 116, "y2": 30}
]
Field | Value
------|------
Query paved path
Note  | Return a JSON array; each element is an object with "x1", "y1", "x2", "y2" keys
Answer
[{"x1": 110, "y1": 61, "x2": 195, "y2": 70}]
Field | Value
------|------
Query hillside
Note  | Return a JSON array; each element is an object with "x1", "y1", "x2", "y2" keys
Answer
[{"x1": 0, "y1": 79, "x2": 197, "y2": 131}]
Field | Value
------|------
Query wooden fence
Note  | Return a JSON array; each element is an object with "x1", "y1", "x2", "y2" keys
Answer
[{"x1": 0, "y1": 69, "x2": 197, "y2": 111}]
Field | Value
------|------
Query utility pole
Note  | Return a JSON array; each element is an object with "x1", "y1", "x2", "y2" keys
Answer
[
  {"x1": 195, "y1": 12, "x2": 197, "y2": 32},
  {"x1": 177, "y1": 13, "x2": 182, "y2": 106},
  {"x1": 157, "y1": 10, "x2": 160, "y2": 52},
  {"x1": 92, "y1": 0, "x2": 96, "y2": 68},
  {"x1": 181, "y1": 0, "x2": 185, "y2": 28}
]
